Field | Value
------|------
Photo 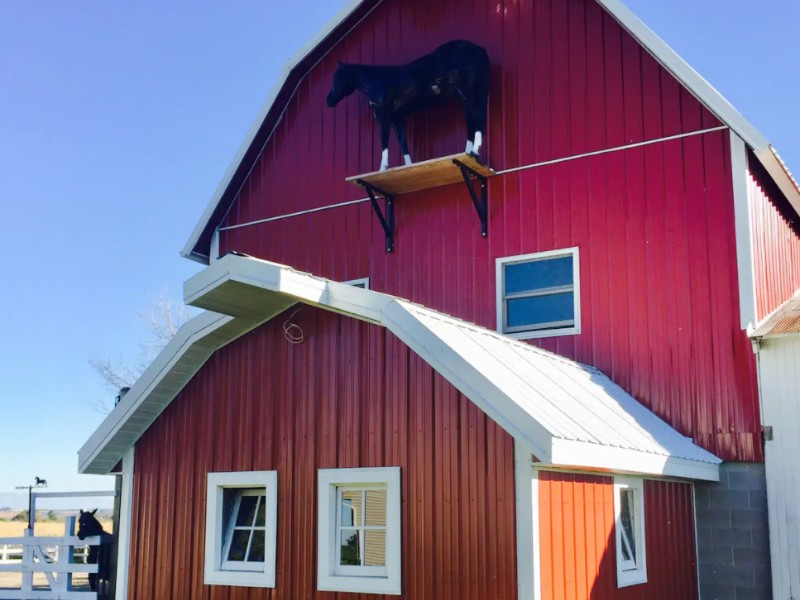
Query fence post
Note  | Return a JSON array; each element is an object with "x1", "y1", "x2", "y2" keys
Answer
[
  {"x1": 57, "y1": 515, "x2": 77, "y2": 591},
  {"x1": 21, "y1": 528, "x2": 33, "y2": 592}
]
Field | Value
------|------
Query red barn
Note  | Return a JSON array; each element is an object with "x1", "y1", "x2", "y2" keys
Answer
[{"x1": 79, "y1": 0, "x2": 800, "y2": 599}]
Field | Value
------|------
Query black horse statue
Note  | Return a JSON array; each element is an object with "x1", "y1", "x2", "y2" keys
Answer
[
  {"x1": 77, "y1": 509, "x2": 110, "y2": 593},
  {"x1": 327, "y1": 40, "x2": 489, "y2": 171}
]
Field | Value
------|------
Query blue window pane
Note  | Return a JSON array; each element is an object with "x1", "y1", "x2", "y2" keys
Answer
[
  {"x1": 506, "y1": 292, "x2": 574, "y2": 329},
  {"x1": 504, "y1": 256, "x2": 573, "y2": 295}
]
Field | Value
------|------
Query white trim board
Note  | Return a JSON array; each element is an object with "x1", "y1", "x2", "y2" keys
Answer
[
  {"x1": 80, "y1": 254, "x2": 720, "y2": 481},
  {"x1": 182, "y1": 0, "x2": 800, "y2": 262},
  {"x1": 114, "y1": 447, "x2": 134, "y2": 600},
  {"x1": 730, "y1": 133, "x2": 758, "y2": 329},
  {"x1": 77, "y1": 310, "x2": 281, "y2": 475}
]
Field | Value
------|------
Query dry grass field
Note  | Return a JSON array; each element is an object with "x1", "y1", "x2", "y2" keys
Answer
[{"x1": 0, "y1": 520, "x2": 113, "y2": 537}]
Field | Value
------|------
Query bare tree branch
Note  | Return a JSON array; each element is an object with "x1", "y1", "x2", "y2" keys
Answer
[{"x1": 90, "y1": 292, "x2": 192, "y2": 413}]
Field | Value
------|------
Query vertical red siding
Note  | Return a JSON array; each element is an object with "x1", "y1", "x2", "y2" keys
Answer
[
  {"x1": 748, "y1": 157, "x2": 800, "y2": 320},
  {"x1": 128, "y1": 308, "x2": 518, "y2": 599},
  {"x1": 209, "y1": 0, "x2": 761, "y2": 462},
  {"x1": 538, "y1": 471, "x2": 698, "y2": 600},
  {"x1": 220, "y1": 130, "x2": 760, "y2": 461}
]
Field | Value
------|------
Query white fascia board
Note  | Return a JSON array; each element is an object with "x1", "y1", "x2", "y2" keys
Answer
[
  {"x1": 184, "y1": 255, "x2": 328, "y2": 310},
  {"x1": 380, "y1": 300, "x2": 555, "y2": 462},
  {"x1": 549, "y1": 439, "x2": 720, "y2": 482},
  {"x1": 78, "y1": 311, "x2": 240, "y2": 474},
  {"x1": 184, "y1": 254, "x2": 390, "y2": 324},
  {"x1": 730, "y1": 133, "x2": 758, "y2": 328},
  {"x1": 181, "y1": 0, "x2": 374, "y2": 262}
]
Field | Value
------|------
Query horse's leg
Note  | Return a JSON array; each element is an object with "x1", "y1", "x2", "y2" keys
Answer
[
  {"x1": 466, "y1": 58, "x2": 490, "y2": 156},
  {"x1": 393, "y1": 118, "x2": 412, "y2": 166},
  {"x1": 378, "y1": 115, "x2": 391, "y2": 171}
]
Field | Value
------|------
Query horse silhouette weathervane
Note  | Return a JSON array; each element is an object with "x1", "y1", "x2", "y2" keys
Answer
[{"x1": 15, "y1": 476, "x2": 47, "y2": 529}]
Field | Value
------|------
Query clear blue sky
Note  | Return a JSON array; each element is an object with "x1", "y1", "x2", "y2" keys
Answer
[{"x1": 0, "y1": 0, "x2": 797, "y2": 506}]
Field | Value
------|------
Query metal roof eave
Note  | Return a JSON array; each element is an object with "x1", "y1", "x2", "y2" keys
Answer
[
  {"x1": 81, "y1": 253, "x2": 720, "y2": 480},
  {"x1": 181, "y1": 0, "x2": 800, "y2": 263},
  {"x1": 77, "y1": 310, "x2": 283, "y2": 475}
]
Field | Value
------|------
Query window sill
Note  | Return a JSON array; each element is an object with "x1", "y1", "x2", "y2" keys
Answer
[
  {"x1": 204, "y1": 569, "x2": 275, "y2": 588},
  {"x1": 318, "y1": 573, "x2": 401, "y2": 595},
  {"x1": 504, "y1": 326, "x2": 581, "y2": 340},
  {"x1": 617, "y1": 569, "x2": 648, "y2": 588}
]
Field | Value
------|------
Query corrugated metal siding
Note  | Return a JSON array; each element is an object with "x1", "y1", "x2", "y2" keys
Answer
[
  {"x1": 221, "y1": 0, "x2": 719, "y2": 225},
  {"x1": 759, "y1": 337, "x2": 800, "y2": 598},
  {"x1": 221, "y1": 130, "x2": 759, "y2": 462},
  {"x1": 537, "y1": 471, "x2": 698, "y2": 600},
  {"x1": 748, "y1": 157, "x2": 800, "y2": 321},
  {"x1": 212, "y1": 0, "x2": 760, "y2": 462},
  {"x1": 751, "y1": 294, "x2": 800, "y2": 337},
  {"x1": 127, "y1": 307, "x2": 518, "y2": 599}
]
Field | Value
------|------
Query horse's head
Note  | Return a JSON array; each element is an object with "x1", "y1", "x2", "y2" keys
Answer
[
  {"x1": 327, "y1": 62, "x2": 358, "y2": 107},
  {"x1": 77, "y1": 509, "x2": 104, "y2": 540}
]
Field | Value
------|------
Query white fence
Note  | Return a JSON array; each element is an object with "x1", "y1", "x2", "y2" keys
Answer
[
  {"x1": 0, "y1": 545, "x2": 89, "y2": 565},
  {"x1": 0, "y1": 517, "x2": 112, "y2": 599}
]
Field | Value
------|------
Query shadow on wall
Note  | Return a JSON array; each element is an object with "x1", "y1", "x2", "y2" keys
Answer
[{"x1": 538, "y1": 471, "x2": 700, "y2": 600}]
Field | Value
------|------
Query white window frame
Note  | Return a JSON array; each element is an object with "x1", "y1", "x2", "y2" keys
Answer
[
  {"x1": 613, "y1": 476, "x2": 647, "y2": 587},
  {"x1": 343, "y1": 277, "x2": 370, "y2": 289},
  {"x1": 205, "y1": 471, "x2": 278, "y2": 588},
  {"x1": 317, "y1": 467, "x2": 401, "y2": 595},
  {"x1": 496, "y1": 247, "x2": 581, "y2": 339}
]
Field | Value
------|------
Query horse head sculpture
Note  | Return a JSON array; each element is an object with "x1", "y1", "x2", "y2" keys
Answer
[{"x1": 327, "y1": 40, "x2": 490, "y2": 171}]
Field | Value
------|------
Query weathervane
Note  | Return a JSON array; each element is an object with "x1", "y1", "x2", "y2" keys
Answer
[{"x1": 15, "y1": 476, "x2": 47, "y2": 530}]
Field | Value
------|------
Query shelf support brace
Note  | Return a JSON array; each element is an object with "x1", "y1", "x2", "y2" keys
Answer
[
  {"x1": 356, "y1": 179, "x2": 395, "y2": 253},
  {"x1": 453, "y1": 159, "x2": 488, "y2": 237}
]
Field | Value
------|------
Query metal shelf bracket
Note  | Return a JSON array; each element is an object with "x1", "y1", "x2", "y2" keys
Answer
[
  {"x1": 453, "y1": 158, "x2": 489, "y2": 237},
  {"x1": 356, "y1": 179, "x2": 395, "y2": 253}
]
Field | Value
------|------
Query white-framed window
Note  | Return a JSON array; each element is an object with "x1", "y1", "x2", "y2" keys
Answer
[
  {"x1": 496, "y1": 247, "x2": 581, "y2": 339},
  {"x1": 317, "y1": 467, "x2": 401, "y2": 595},
  {"x1": 613, "y1": 476, "x2": 647, "y2": 587},
  {"x1": 344, "y1": 277, "x2": 370, "y2": 289},
  {"x1": 204, "y1": 471, "x2": 278, "y2": 588}
]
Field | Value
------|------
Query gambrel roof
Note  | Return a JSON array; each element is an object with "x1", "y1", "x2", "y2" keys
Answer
[
  {"x1": 79, "y1": 253, "x2": 721, "y2": 481},
  {"x1": 181, "y1": 0, "x2": 800, "y2": 263}
]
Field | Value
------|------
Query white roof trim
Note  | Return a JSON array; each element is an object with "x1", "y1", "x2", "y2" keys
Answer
[
  {"x1": 82, "y1": 253, "x2": 719, "y2": 480},
  {"x1": 181, "y1": 0, "x2": 379, "y2": 262},
  {"x1": 593, "y1": 0, "x2": 767, "y2": 150},
  {"x1": 78, "y1": 309, "x2": 287, "y2": 475},
  {"x1": 182, "y1": 0, "x2": 800, "y2": 262}
]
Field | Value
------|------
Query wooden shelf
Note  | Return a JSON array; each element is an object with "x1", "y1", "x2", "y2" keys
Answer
[
  {"x1": 346, "y1": 152, "x2": 495, "y2": 196},
  {"x1": 346, "y1": 153, "x2": 494, "y2": 253}
]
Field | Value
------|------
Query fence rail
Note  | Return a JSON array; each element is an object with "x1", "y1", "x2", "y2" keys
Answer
[
  {"x1": 0, "y1": 544, "x2": 89, "y2": 564},
  {"x1": 0, "y1": 517, "x2": 112, "y2": 600}
]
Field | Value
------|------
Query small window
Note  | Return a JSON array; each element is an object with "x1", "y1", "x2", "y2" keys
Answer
[
  {"x1": 344, "y1": 277, "x2": 370, "y2": 289},
  {"x1": 496, "y1": 248, "x2": 580, "y2": 339},
  {"x1": 317, "y1": 467, "x2": 401, "y2": 595},
  {"x1": 205, "y1": 471, "x2": 278, "y2": 588},
  {"x1": 614, "y1": 476, "x2": 647, "y2": 587}
]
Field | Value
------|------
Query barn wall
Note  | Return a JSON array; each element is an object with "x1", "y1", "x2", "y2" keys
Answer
[
  {"x1": 537, "y1": 470, "x2": 698, "y2": 600},
  {"x1": 220, "y1": 129, "x2": 760, "y2": 462},
  {"x1": 214, "y1": 0, "x2": 761, "y2": 463},
  {"x1": 748, "y1": 157, "x2": 800, "y2": 321},
  {"x1": 127, "y1": 307, "x2": 518, "y2": 600}
]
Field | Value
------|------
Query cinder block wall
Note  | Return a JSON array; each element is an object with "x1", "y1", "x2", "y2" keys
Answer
[{"x1": 695, "y1": 463, "x2": 771, "y2": 600}]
